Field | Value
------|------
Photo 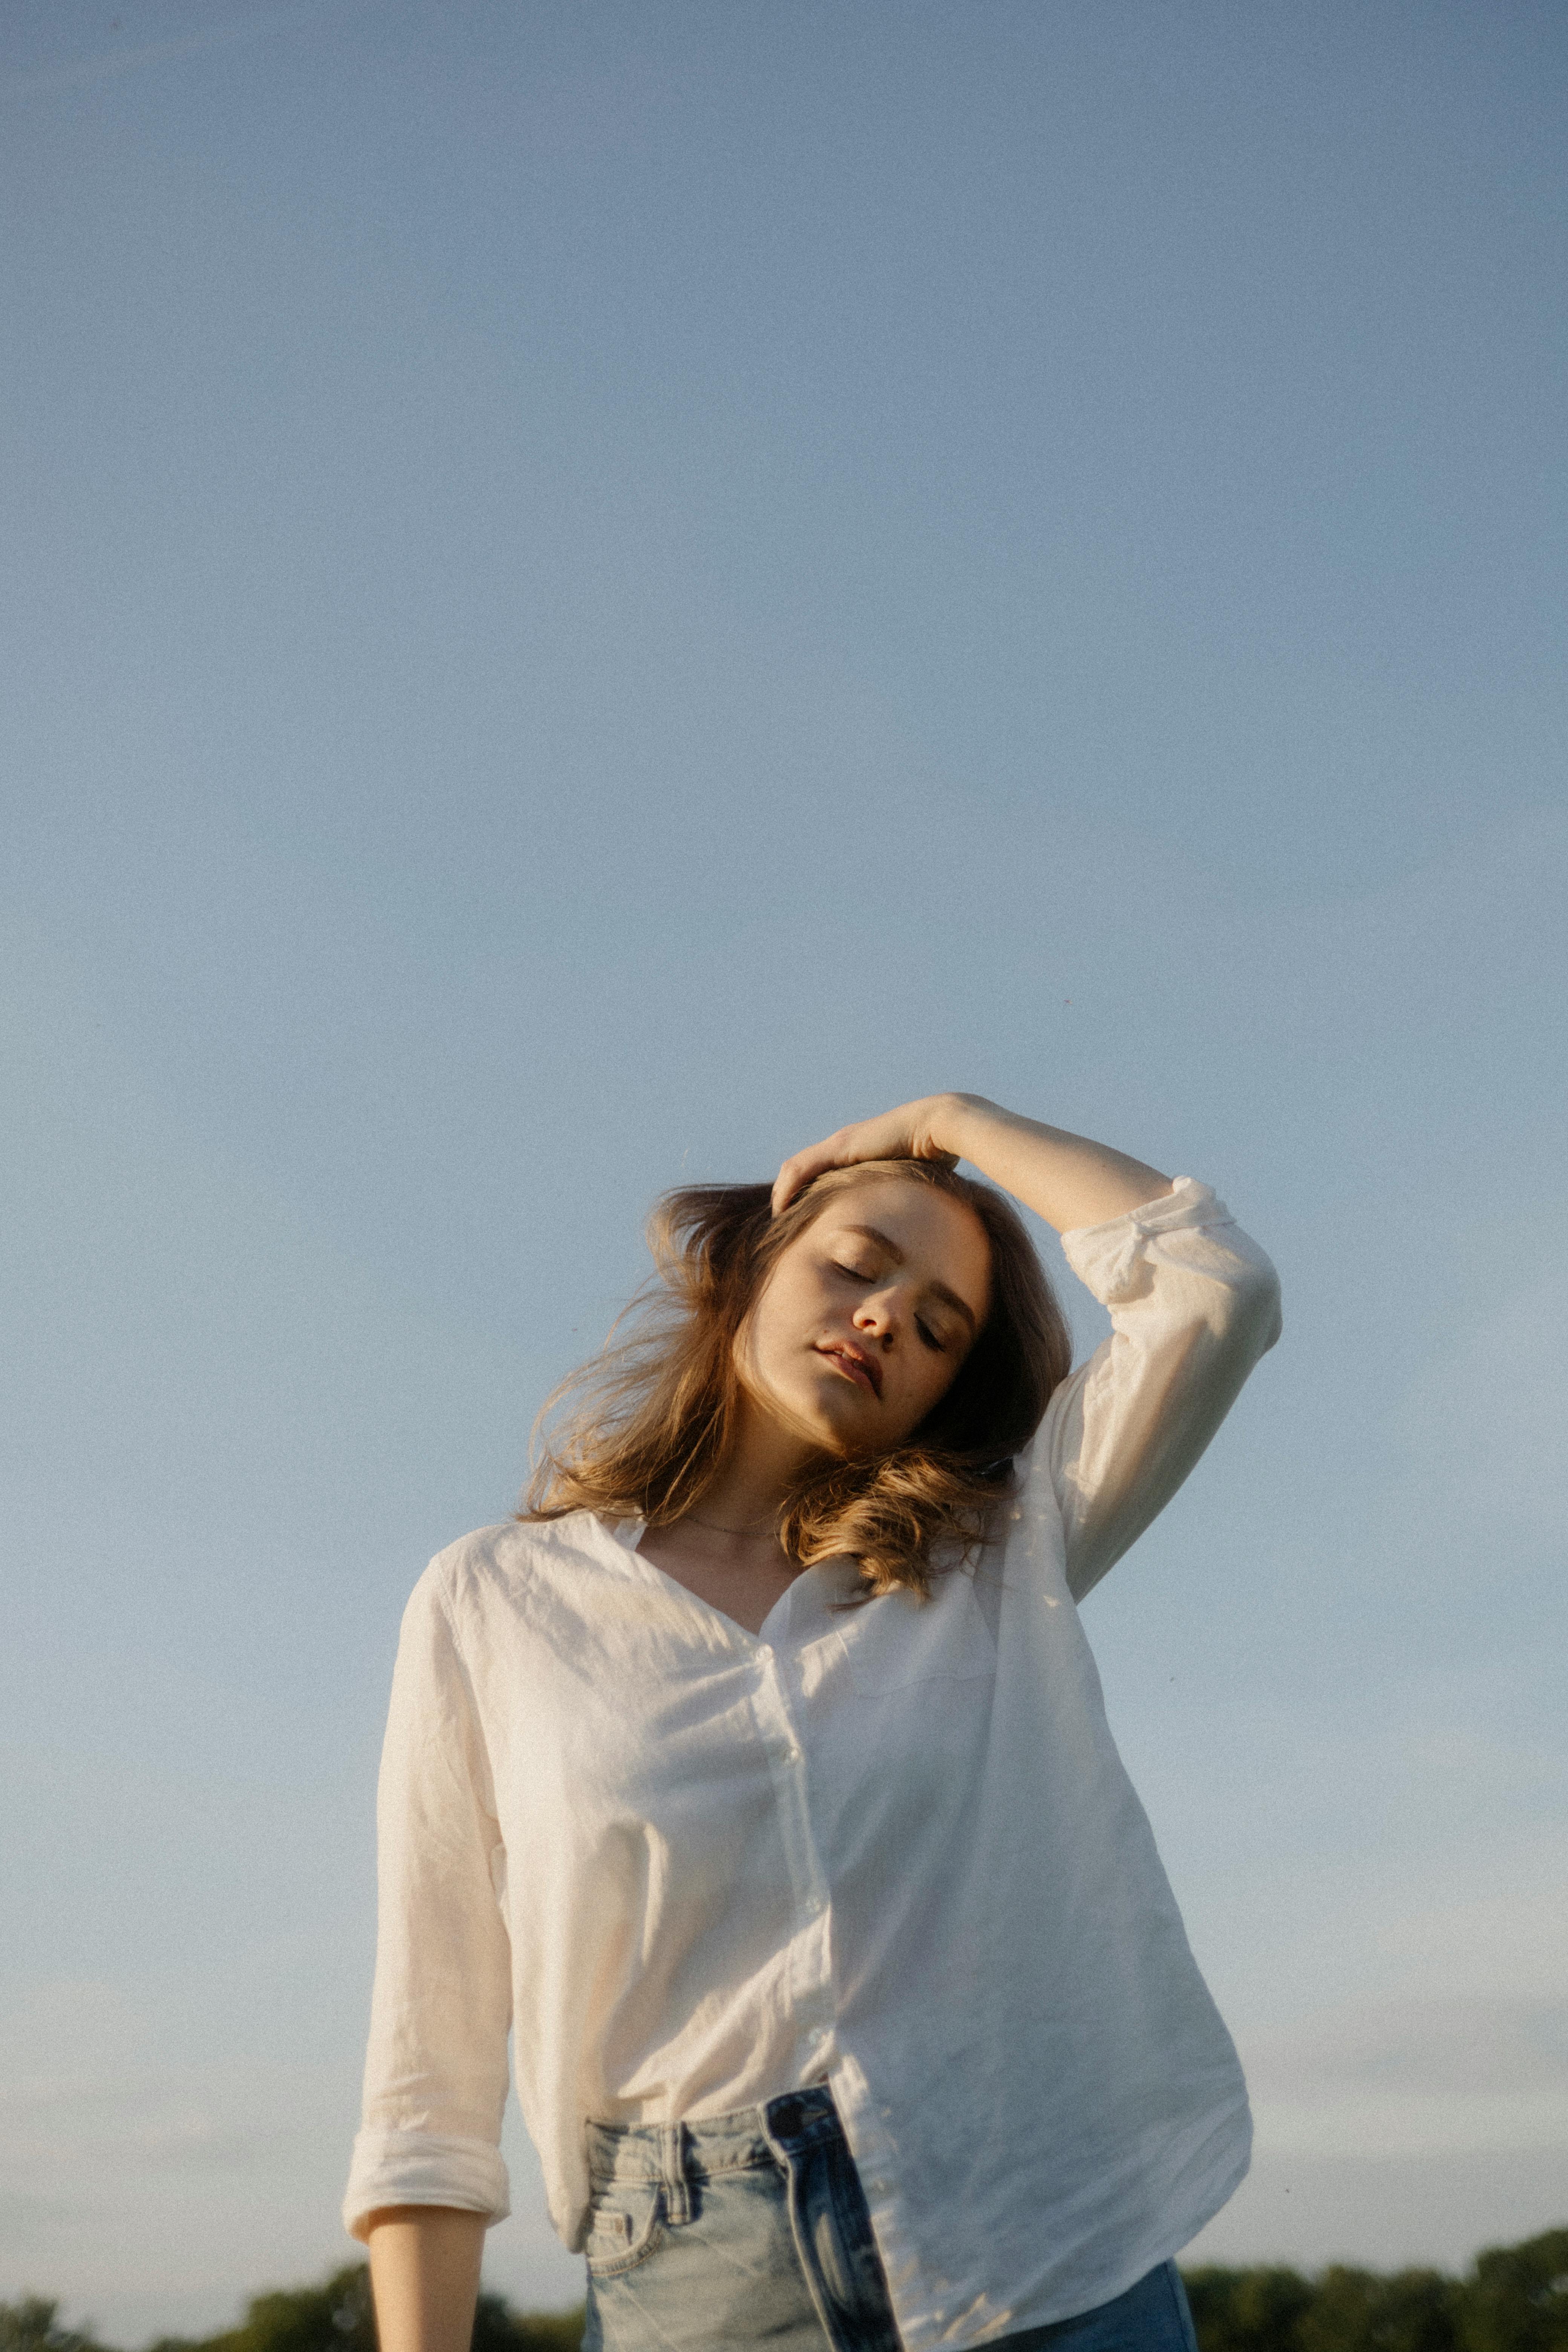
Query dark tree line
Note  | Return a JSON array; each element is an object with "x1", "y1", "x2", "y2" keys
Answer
[
  {"x1": 1184, "y1": 2231, "x2": 1568, "y2": 2352},
  {"x1": 3, "y1": 2228, "x2": 1564, "y2": 2352},
  {"x1": 0, "y1": 2274, "x2": 576, "y2": 2352}
]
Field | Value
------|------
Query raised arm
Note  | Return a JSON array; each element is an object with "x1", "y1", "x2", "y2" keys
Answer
[
  {"x1": 775, "y1": 1094, "x2": 1280, "y2": 1599},
  {"x1": 772, "y1": 1093, "x2": 1173, "y2": 1229}
]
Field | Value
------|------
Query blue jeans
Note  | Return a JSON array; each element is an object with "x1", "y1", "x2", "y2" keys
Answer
[{"x1": 582, "y1": 2087, "x2": 1203, "y2": 2352}]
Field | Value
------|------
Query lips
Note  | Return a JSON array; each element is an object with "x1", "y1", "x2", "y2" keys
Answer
[{"x1": 816, "y1": 1340, "x2": 883, "y2": 1398}]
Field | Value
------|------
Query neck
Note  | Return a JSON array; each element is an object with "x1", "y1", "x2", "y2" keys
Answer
[{"x1": 687, "y1": 1394, "x2": 821, "y2": 1539}]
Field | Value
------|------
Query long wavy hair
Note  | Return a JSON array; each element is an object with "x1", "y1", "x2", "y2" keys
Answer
[{"x1": 520, "y1": 1159, "x2": 1073, "y2": 1599}]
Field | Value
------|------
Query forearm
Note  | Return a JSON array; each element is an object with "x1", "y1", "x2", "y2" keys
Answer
[
  {"x1": 366, "y1": 2208, "x2": 486, "y2": 2352},
  {"x1": 939, "y1": 1095, "x2": 1172, "y2": 1233}
]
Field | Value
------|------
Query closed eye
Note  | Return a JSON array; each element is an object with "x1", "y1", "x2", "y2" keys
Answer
[{"x1": 834, "y1": 1263, "x2": 948, "y2": 1354}]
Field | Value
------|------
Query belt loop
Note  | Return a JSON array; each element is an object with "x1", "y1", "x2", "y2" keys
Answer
[{"x1": 659, "y1": 2121, "x2": 692, "y2": 2225}]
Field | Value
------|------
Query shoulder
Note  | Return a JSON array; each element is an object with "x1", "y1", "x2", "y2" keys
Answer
[{"x1": 413, "y1": 1511, "x2": 619, "y2": 1642}]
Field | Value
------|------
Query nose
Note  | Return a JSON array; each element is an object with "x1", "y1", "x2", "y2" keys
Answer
[{"x1": 852, "y1": 1286, "x2": 900, "y2": 1345}]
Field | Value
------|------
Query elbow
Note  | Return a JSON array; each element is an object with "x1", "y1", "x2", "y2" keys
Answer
[
  {"x1": 1228, "y1": 1253, "x2": 1283, "y2": 1358},
  {"x1": 1191, "y1": 1242, "x2": 1282, "y2": 1374}
]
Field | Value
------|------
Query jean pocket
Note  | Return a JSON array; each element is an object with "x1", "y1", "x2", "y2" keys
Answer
[{"x1": 584, "y1": 2178, "x2": 665, "y2": 2278}]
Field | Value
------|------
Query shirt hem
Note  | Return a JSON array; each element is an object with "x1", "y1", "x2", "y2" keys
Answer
[{"x1": 878, "y1": 2106, "x2": 1253, "y2": 2352}]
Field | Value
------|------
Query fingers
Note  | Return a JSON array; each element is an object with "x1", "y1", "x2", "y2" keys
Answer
[
  {"x1": 769, "y1": 1112, "x2": 939, "y2": 1217},
  {"x1": 772, "y1": 1124, "x2": 872, "y2": 1214},
  {"x1": 771, "y1": 1141, "x2": 837, "y2": 1217}
]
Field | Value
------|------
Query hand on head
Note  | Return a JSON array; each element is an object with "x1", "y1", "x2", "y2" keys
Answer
[{"x1": 770, "y1": 1095, "x2": 970, "y2": 1218}]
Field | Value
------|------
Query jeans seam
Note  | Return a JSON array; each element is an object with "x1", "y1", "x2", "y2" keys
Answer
[{"x1": 759, "y1": 2109, "x2": 900, "y2": 2352}]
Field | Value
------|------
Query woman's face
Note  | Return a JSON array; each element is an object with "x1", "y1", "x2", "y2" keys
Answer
[{"x1": 736, "y1": 1178, "x2": 993, "y2": 1459}]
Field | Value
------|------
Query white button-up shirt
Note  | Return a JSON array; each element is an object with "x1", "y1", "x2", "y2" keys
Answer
[{"x1": 344, "y1": 1180, "x2": 1282, "y2": 2350}]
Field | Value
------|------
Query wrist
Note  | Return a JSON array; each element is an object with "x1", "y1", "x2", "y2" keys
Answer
[{"x1": 936, "y1": 1093, "x2": 1004, "y2": 1162}]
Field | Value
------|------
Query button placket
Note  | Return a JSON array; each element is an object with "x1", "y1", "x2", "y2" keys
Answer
[{"x1": 751, "y1": 1650, "x2": 835, "y2": 2042}]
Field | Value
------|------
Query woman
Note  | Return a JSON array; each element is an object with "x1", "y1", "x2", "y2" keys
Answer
[{"x1": 344, "y1": 1094, "x2": 1282, "y2": 2352}]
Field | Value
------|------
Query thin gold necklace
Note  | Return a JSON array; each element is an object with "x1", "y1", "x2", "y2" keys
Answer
[{"x1": 680, "y1": 1514, "x2": 782, "y2": 1540}]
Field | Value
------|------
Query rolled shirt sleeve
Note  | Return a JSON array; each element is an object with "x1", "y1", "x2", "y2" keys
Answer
[
  {"x1": 342, "y1": 1561, "x2": 514, "y2": 2240},
  {"x1": 1043, "y1": 1177, "x2": 1283, "y2": 1602}
]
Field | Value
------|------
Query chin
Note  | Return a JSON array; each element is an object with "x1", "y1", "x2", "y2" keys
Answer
[
  {"x1": 764, "y1": 1378, "x2": 876, "y2": 1458},
  {"x1": 797, "y1": 1405, "x2": 867, "y2": 1457},
  {"x1": 808, "y1": 1396, "x2": 891, "y2": 1462}
]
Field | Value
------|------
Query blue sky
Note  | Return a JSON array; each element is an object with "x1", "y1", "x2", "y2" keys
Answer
[{"x1": 3, "y1": 2, "x2": 1565, "y2": 2340}]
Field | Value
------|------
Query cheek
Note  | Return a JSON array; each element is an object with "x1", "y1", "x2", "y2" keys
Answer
[
  {"x1": 742, "y1": 1282, "x2": 787, "y2": 1365},
  {"x1": 735, "y1": 1269, "x2": 812, "y2": 1392},
  {"x1": 748, "y1": 1256, "x2": 827, "y2": 1351}
]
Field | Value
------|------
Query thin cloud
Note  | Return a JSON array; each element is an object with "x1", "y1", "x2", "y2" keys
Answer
[
  {"x1": 0, "y1": 3, "x2": 332, "y2": 100},
  {"x1": 1242, "y1": 1994, "x2": 1568, "y2": 2161}
]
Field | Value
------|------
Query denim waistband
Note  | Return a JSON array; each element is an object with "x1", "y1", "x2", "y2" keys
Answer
[
  {"x1": 584, "y1": 2091, "x2": 1202, "y2": 2352},
  {"x1": 583, "y1": 2088, "x2": 897, "y2": 2350},
  {"x1": 586, "y1": 2089, "x2": 841, "y2": 2197}
]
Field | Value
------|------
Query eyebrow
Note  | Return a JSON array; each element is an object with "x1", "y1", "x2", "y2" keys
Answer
[{"x1": 838, "y1": 1224, "x2": 980, "y2": 1337}]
